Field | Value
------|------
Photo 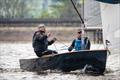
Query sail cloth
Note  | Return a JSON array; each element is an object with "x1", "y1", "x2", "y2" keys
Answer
[{"x1": 96, "y1": 0, "x2": 120, "y2": 4}]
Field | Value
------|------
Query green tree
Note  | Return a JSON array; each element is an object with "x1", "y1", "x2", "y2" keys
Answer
[
  {"x1": 0, "y1": 0, "x2": 27, "y2": 18},
  {"x1": 50, "y1": 0, "x2": 81, "y2": 19}
]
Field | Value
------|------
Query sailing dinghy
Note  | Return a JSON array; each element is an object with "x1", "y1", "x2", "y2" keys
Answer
[
  {"x1": 19, "y1": 0, "x2": 112, "y2": 75},
  {"x1": 20, "y1": 49, "x2": 107, "y2": 74}
]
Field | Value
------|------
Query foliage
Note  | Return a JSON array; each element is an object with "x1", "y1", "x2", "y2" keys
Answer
[
  {"x1": 0, "y1": 0, "x2": 27, "y2": 18},
  {"x1": 0, "y1": 0, "x2": 83, "y2": 19}
]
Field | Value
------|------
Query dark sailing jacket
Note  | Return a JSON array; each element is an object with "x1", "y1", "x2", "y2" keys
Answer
[
  {"x1": 32, "y1": 31, "x2": 55, "y2": 53},
  {"x1": 68, "y1": 37, "x2": 91, "y2": 51}
]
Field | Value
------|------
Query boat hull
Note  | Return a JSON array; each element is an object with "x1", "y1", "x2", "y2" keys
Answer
[{"x1": 19, "y1": 50, "x2": 107, "y2": 73}]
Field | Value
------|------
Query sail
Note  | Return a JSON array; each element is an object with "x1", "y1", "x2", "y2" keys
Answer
[
  {"x1": 99, "y1": 2, "x2": 120, "y2": 71},
  {"x1": 100, "y1": 2, "x2": 120, "y2": 54},
  {"x1": 96, "y1": 0, "x2": 120, "y2": 4}
]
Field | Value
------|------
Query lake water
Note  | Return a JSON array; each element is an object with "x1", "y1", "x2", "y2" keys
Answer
[{"x1": 0, "y1": 42, "x2": 120, "y2": 80}]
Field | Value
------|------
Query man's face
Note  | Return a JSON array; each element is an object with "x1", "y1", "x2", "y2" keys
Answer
[
  {"x1": 38, "y1": 27, "x2": 45, "y2": 33},
  {"x1": 77, "y1": 31, "x2": 82, "y2": 38}
]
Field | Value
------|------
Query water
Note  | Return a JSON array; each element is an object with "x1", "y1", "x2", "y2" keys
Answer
[{"x1": 0, "y1": 42, "x2": 120, "y2": 80}]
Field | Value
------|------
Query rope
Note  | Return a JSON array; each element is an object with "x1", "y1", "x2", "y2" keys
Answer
[
  {"x1": 56, "y1": 39, "x2": 69, "y2": 48},
  {"x1": 53, "y1": 39, "x2": 69, "y2": 52},
  {"x1": 53, "y1": 43, "x2": 58, "y2": 52}
]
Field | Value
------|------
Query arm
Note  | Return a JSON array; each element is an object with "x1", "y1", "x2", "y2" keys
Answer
[
  {"x1": 68, "y1": 40, "x2": 75, "y2": 51},
  {"x1": 87, "y1": 40, "x2": 91, "y2": 50},
  {"x1": 48, "y1": 38, "x2": 56, "y2": 45},
  {"x1": 84, "y1": 37, "x2": 91, "y2": 50},
  {"x1": 48, "y1": 40, "x2": 55, "y2": 45}
]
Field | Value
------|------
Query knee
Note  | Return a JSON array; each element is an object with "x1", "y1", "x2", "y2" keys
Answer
[{"x1": 35, "y1": 51, "x2": 42, "y2": 57}]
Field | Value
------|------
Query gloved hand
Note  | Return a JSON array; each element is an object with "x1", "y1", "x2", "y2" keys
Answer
[
  {"x1": 68, "y1": 46, "x2": 73, "y2": 52},
  {"x1": 53, "y1": 37, "x2": 57, "y2": 41}
]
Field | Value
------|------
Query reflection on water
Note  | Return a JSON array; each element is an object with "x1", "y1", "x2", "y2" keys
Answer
[{"x1": 0, "y1": 42, "x2": 120, "y2": 80}]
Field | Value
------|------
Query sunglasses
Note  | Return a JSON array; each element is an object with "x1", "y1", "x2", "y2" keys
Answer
[
  {"x1": 77, "y1": 31, "x2": 82, "y2": 34},
  {"x1": 40, "y1": 31, "x2": 45, "y2": 33}
]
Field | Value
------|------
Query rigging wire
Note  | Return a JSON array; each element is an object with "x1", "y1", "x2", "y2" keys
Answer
[
  {"x1": 53, "y1": 43, "x2": 58, "y2": 52},
  {"x1": 53, "y1": 39, "x2": 69, "y2": 51},
  {"x1": 56, "y1": 39, "x2": 69, "y2": 48}
]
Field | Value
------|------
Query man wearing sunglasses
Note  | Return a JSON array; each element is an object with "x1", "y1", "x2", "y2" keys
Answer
[
  {"x1": 68, "y1": 29, "x2": 91, "y2": 51},
  {"x1": 32, "y1": 24, "x2": 57, "y2": 57}
]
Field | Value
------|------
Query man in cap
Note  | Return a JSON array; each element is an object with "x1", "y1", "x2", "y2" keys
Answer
[
  {"x1": 32, "y1": 24, "x2": 57, "y2": 57},
  {"x1": 68, "y1": 29, "x2": 91, "y2": 51}
]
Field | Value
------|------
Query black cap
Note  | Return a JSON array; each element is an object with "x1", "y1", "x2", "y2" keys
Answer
[{"x1": 77, "y1": 29, "x2": 82, "y2": 33}]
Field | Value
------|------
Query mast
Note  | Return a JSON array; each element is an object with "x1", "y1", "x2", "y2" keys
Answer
[
  {"x1": 70, "y1": 0, "x2": 85, "y2": 49},
  {"x1": 70, "y1": 0, "x2": 85, "y2": 28}
]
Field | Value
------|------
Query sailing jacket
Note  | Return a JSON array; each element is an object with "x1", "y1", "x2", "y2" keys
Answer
[{"x1": 32, "y1": 31, "x2": 55, "y2": 53}]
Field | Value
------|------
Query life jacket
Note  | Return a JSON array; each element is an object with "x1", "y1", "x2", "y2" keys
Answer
[
  {"x1": 74, "y1": 37, "x2": 91, "y2": 51},
  {"x1": 74, "y1": 39, "x2": 85, "y2": 51}
]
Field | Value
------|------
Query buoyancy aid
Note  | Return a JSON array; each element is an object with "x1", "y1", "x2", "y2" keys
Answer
[{"x1": 74, "y1": 39, "x2": 85, "y2": 51}]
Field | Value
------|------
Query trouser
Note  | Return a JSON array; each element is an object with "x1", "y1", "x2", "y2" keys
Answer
[{"x1": 35, "y1": 50, "x2": 57, "y2": 57}]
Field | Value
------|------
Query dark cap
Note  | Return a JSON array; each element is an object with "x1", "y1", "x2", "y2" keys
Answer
[{"x1": 77, "y1": 29, "x2": 82, "y2": 33}]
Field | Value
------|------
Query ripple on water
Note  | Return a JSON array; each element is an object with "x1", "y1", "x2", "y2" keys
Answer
[{"x1": 0, "y1": 42, "x2": 120, "y2": 80}]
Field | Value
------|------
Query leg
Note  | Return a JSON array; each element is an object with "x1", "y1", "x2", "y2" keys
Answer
[
  {"x1": 35, "y1": 51, "x2": 43, "y2": 57},
  {"x1": 42, "y1": 50, "x2": 58, "y2": 56}
]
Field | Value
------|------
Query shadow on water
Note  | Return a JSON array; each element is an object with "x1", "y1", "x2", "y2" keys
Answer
[
  {"x1": 1, "y1": 67, "x2": 119, "y2": 76},
  {"x1": 35, "y1": 71, "x2": 49, "y2": 75}
]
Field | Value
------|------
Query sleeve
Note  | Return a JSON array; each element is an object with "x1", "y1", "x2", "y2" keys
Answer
[
  {"x1": 84, "y1": 37, "x2": 91, "y2": 50},
  {"x1": 87, "y1": 40, "x2": 91, "y2": 50},
  {"x1": 68, "y1": 40, "x2": 75, "y2": 51},
  {"x1": 32, "y1": 32, "x2": 37, "y2": 47},
  {"x1": 48, "y1": 40, "x2": 55, "y2": 45}
]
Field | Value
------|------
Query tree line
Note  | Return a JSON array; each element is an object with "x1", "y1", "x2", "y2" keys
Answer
[{"x1": 0, "y1": 0, "x2": 83, "y2": 19}]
